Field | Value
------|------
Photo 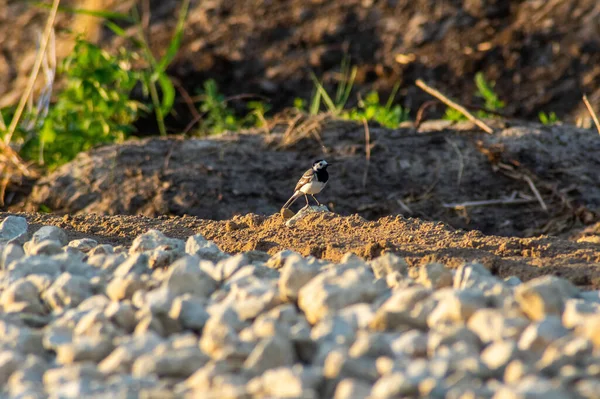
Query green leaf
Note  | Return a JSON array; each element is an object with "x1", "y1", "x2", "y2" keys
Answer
[{"x1": 157, "y1": 73, "x2": 175, "y2": 116}]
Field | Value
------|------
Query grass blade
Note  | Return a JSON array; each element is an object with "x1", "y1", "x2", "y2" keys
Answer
[
  {"x1": 156, "y1": 0, "x2": 190, "y2": 74},
  {"x1": 157, "y1": 73, "x2": 175, "y2": 115},
  {"x1": 310, "y1": 72, "x2": 336, "y2": 113}
]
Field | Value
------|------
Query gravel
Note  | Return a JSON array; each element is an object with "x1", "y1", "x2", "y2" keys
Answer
[{"x1": 0, "y1": 217, "x2": 599, "y2": 398}]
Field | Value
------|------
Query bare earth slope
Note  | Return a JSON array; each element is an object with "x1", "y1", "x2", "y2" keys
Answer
[
  {"x1": 4, "y1": 211, "x2": 600, "y2": 288},
  {"x1": 22, "y1": 121, "x2": 600, "y2": 238}
]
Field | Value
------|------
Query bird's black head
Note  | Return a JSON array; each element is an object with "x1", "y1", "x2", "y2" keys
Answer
[{"x1": 312, "y1": 160, "x2": 330, "y2": 171}]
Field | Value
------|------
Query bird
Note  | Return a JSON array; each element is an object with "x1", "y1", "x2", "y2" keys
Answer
[{"x1": 282, "y1": 160, "x2": 331, "y2": 209}]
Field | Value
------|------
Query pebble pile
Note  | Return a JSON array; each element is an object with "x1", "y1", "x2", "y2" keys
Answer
[{"x1": 1, "y1": 215, "x2": 600, "y2": 398}]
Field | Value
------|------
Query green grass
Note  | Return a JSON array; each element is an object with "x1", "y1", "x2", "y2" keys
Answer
[
  {"x1": 539, "y1": 111, "x2": 559, "y2": 125},
  {"x1": 303, "y1": 62, "x2": 409, "y2": 128},
  {"x1": 443, "y1": 72, "x2": 504, "y2": 121}
]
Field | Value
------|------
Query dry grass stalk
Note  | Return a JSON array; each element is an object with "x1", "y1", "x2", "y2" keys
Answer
[
  {"x1": 5, "y1": 0, "x2": 61, "y2": 144},
  {"x1": 582, "y1": 94, "x2": 600, "y2": 136},
  {"x1": 523, "y1": 175, "x2": 548, "y2": 212},
  {"x1": 361, "y1": 118, "x2": 371, "y2": 189},
  {"x1": 415, "y1": 79, "x2": 494, "y2": 134}
]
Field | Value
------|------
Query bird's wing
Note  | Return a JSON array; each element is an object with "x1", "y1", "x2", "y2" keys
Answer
[{"x1": 294, "y1": 168, "x2": 315, "y2": 192}]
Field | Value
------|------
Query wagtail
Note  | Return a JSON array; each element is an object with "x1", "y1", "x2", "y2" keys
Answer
[{"x1": 283, "y1": 160, "x2": 330, "y2": 209}]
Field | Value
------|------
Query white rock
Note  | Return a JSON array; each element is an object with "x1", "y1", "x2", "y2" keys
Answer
[
  {"x1": 467, "y1": 308, "x2": 529, "y2": 343},
  {"x1": 515, "y1": 276, "x2": 579, "y2": 321},
  {"x1": 369, "y1": 253, "x2": 409, "y2": 279},
  {"x1": 6, "y1": 256, "x2": 60, "y2": 283},
  {"x1": 390, "y1": 330, "x2": 428, "y2": 358},
  {"x1": 518, "y1": 316, "x2": 569, "y2": 353},
  {"x1": 259, "y1": 365, "x2": 322, "y2": 398},
  {"x1": 31, "y1": 226, "x2": 68, "y2": 246},
  {"x1": 0, "y1": 243, "x2": 25, "y2": 270},
  {"x1": 298, "y1": 264, "x2": 384, "y2": 324},
  {"x1": 427, "y1": 289, "x2": 487, "y2": 327},
  {"x1": 0, "y1": 216, "x2": 28, "y2": 244},
  {"x1": 42, "y1": 273, "x2": 93, "y2": 311},
  {"x1": 113, "y1": 253, "x2": 151, "y2": 277},
  {"x1": 453, "y1": 262, "x2": 499, "y2": 291},
  {"x1": 55, "y1": 336, "x2": 114, "y2": 364},
  {"x1": 132, "y1": 347, "x2": 209, "y2": 378},
  {"x1": 417, "y1": 263, "x2": 453, "y2": 289},
  {"x1": 480, "y1": 340, "x2": 519, "y2": 374},
  {"x1": 562, "y1": 299, "x2": 600, "y2": 329},
  {"x1": 278, "y1": 253, "x2": 322, "y2": 303},
  {"x1": 285, "y1": 205, "x2": 330, "y2": 227},
  {"x1": 334, "y1": 378, "x2": 372, "y2": 399},
  {"x1": 0, "y1": 350, "x2": 24, "y2": 385},
  {"x1": 129, "y1": 229, "x2": 185, "y2": 254},
  {"x1": 371, "y1": 372, "x2": 420, "y2": 398},
  {"x1": 1, "y1": 278, "x2": 45, "y2": 314},
  {"x1": 67, "y1": 238, "x2": 98, "y2": 252},
  {"x1": 98, "y1": 332, "x2": 163, "y2": 374},
  {"x1": 185, "y1": 234, "x2": 228, "y2": 262},
  {"x1": 106, "y1": 276, "x2": 146, "y2": 301},
  {"x1": 162, "y1": 256, "x2": 217, "y2": 298},
  {"x1": 169, "y1": 295, "x2": 210, "y2": 331},
  {"x1": 243, "y1": 334, "x2": 296, "y2": 374}
]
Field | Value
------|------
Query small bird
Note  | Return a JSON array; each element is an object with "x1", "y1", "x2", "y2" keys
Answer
[{"x1": 282, "y1": 160, "x2": 331, "y2": 209}]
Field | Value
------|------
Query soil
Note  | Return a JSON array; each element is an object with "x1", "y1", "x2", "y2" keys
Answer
[
  {"x1": 2, "y1": 0, "x2": 600, "y2": 126},
  {"x1": 19, "y1": 120, "x2": 600, "y2": 238},
  {"x1": 4, "y1": 210, "x2": 600, "y2": 288}
]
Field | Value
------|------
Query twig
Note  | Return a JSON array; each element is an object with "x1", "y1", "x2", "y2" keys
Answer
[
  {"x1": 523, "y1": 175, "x2": 548, "y2": 212},
  {"x1": 415, "y1": 79, "x2": 494, "y2": 134},
  {"x1": 443, "y1": 196, "x2": 537, "y2": 209},
  {"x1": 582, "y1": 94, "x2": 600, "y2": 136},
  {"x1": 396, "y1": 198, "x2": 413, "y2": 215},
  {"x1": 362, "y1": 118, "x2": 371, "y2": 189},
  {"x1": 5, "y1": 0, "x2": 60, "y2": 144},
  {"x1": 172, "y1": 78, "x2": 201, "y2": 120},
  {"x1": 444, "y1": 137, "x2": 464, "y2": 186},
  {"x1": 414, "y1": 100, "x2": 438, "y2": 128}
]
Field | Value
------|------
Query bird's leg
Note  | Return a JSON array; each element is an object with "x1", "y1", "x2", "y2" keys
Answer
[
  {"x1": 304, "y1": 195, "x2": 310, "y2": 208},
  {"x1": 311, "y1": 195, "x2": 321, "y2": 206}
]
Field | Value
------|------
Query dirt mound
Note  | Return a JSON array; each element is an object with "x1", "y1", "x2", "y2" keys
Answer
[
  {"x1": 2, "y1": 0, "x2": 600, "y2": 123},
  {"x1": 22, "y1": 121, "x2": 600, "y2": 237},
  {"x1": 5, "y1": 211, "x2": 600, "y2": 288}
]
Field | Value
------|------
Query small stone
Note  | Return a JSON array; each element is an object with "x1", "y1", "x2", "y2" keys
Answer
[
  {"x1": 0, "y1": 216, "x2": 28, "y2": 244},
  {"x1": 453, "y1": 262, "x2": 499, "y2": 291},
  {"x1": 333, "y1": 378, "x2": 372, "y2": 399},
  {"x1": 467, "y1": 308, "x2": 529, "y2": 343},
  {"x1": 279, "y1": 253, "x2": 321, "y2": 302},
  {"x1": 88, "y1": 244, "x2": 114, "y2": 256},
  {"x1": 98, "y1": 332, "x2": 163, "y2": 374},
  {"x1": 369, "y1": 253, "x2": 409, "y2": 279},
  {"x1": 67, "y1": 238, "x2": 98, "y2": 252},
  {"x1": 324, "y1": 349, "x2": 379, "y2": 382},
  {"x1": 259, "y1": 365, "x2": 322, "y2": 398},
  {"x1": 31, "y1": 226, "x2": 68, "y2": 246},
  {"x1": 42, "y1": 273, "x2": 93, "y2": 311},
  {"x1": 285, "y1": 205, "x2": 330, "y2": 227},
  {"x1": 43, "y1": 362, "x2": 103, "y2": 387},
  {"x1": 113, "y1": 253, "x2": 151, "y2": 277},
  {"x1": 105, "y1": 301, "x2": 137, "y2": 333},
  {"x1": 169, "y1": 295, "x2": 210, "y2": 331},
  {"x1": 26, "y1": 239, "x2": 63, "y2": 256},
  {"x1": 132, "y1": 347, "x2": 209, "y2": 379},
  {"x1": 427, "y1": 289, "x2": 487, "y2": 327},
  {"x1": 186, "y1": 234, "x2": 228, "y2": 262},
  {"x1": 371, "y1": 372, "x2": 419, "y2": 397},
  {"x1": 106, "y1": 276, "x2": 146, "y2": 301},
  {"x1": 163, "y1": 256, "x2": 217, "y2": 298},
  {"x1": 0, "y1": 351, "x2": 23, "y2": 385},
  {"x1": 298, "y1": 265, "x2": 384, "y2": 324},
  {"x1": 562, "y1": 299, "x2": 600, "y2": 329},
  {"x1": 417, "y1": 263, "x2": 453, "y2": 289},
  {"x1": 266, "y1": 250, "x2": 300, "y2": 270},
  {"x1": 243, "y1": 334, "x2": 296, "y2": 374},
  {"x1": 390, "y1": 330, "x2": 428, "y2": 358},
  {"x1": 0, "y1": 243, "x2": 25, "y2": 270},
  {"x1": 480, "y1": 340, "x2": 519, "y2": 374},
  {"x1": 348, "y1": 331, "x2": 394, "y2": 358},
  {"x1": 1, "y1": 279, "x2": 45, "y2": 315},
  {"x1": 129, "y1": 230, "x2": 185, "y2": 254},
  {"x1": 518, "y1": 316, "x2": 569, "y2": 352},
  {"x1": 55, "y1": 336, "x2": 114, "y2": 364},
  {"x1": 5, "y1": 256, "x2": 60, "y2": 282},
  {"x1": 515, "y1": 275, "x2": 579, "y2": 321}
]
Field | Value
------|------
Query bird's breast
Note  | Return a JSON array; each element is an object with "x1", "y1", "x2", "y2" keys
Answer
[{"x1": 300, "y1": 180, "x2": 326, "y2": 194}]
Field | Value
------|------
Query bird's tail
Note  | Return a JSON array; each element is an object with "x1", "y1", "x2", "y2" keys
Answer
[{"x1": 282, "y1": 191, "x2": 302, "y2": 209}]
